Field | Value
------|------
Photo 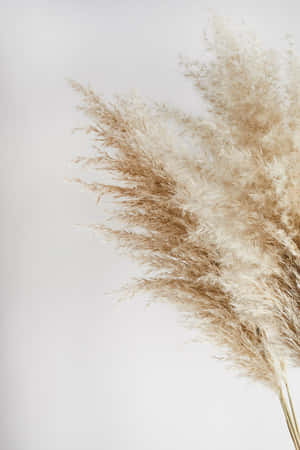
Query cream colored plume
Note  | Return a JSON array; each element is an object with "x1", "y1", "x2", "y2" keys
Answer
[{"x1": 69, "y1": 13, "x2": 300, "y2": 449}]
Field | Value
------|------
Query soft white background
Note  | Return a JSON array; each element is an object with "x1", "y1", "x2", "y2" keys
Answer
[{"x1": 2, "y1": 1, "x2": 300, "y2": 449}]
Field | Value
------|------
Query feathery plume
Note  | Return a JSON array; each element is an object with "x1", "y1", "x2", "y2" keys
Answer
[{"x1": 69, "y1": 14, "x2": 300, "y2": 449}]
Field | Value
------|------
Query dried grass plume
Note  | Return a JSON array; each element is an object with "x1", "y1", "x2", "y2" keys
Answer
[{"x1": 69, "y1": 14, "x2": 300, "y2": 449}]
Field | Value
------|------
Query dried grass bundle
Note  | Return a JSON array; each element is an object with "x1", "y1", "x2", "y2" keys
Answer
[{"x1": 69, "y1": 14, "x2": 300, "y2": 449}]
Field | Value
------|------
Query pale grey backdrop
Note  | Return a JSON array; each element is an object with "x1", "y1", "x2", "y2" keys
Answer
[{"x1": 1, "y1": 1, "x2": 300, "y2": 449}]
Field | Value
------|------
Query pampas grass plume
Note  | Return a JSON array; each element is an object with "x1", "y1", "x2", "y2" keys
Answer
[{"x1": 69, "y1": 13, "x2": 300, "y2": 449}]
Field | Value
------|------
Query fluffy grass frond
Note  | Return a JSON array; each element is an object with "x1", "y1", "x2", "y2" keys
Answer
[
  {"x1": 68, "y1": 13, "x2": 300, "y2": 448},
  {"x1": 69, "y1": 15, "x2": 300, "y2": 398}
]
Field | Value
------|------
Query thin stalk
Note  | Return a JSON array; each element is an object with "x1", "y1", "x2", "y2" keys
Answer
[
  {"x1": 284, "y1": 378, "x2": 300, "y2": 436},
  {"x1": 279, "y1": 387, "x2": 300, "y2": 450},
  {"x1": 280, "y1": 398, "x2": 299, "y2": 450}
]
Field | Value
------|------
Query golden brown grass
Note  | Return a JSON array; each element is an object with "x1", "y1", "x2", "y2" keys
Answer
[{"x1": 69, "y1": 13, "x2": 300, "y2": 449}]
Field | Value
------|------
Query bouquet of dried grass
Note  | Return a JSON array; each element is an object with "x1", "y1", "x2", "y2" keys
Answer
[{"x1": 69, "y1": 14, "x2": 300, "y2": 449}]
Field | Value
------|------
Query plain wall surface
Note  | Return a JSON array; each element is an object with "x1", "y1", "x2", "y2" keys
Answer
[{"x1": 2, "y1": 2, "x2": 300, "y2": 449}]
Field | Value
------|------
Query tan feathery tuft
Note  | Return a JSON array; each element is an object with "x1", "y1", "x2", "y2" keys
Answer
[{"x1": 69, "y1": 14, "x2": 300, "y2": 449}]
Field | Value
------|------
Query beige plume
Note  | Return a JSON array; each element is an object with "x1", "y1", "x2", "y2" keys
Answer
[{"x1": 69, "y1": 14, "x2": 300, "y2": 449}]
